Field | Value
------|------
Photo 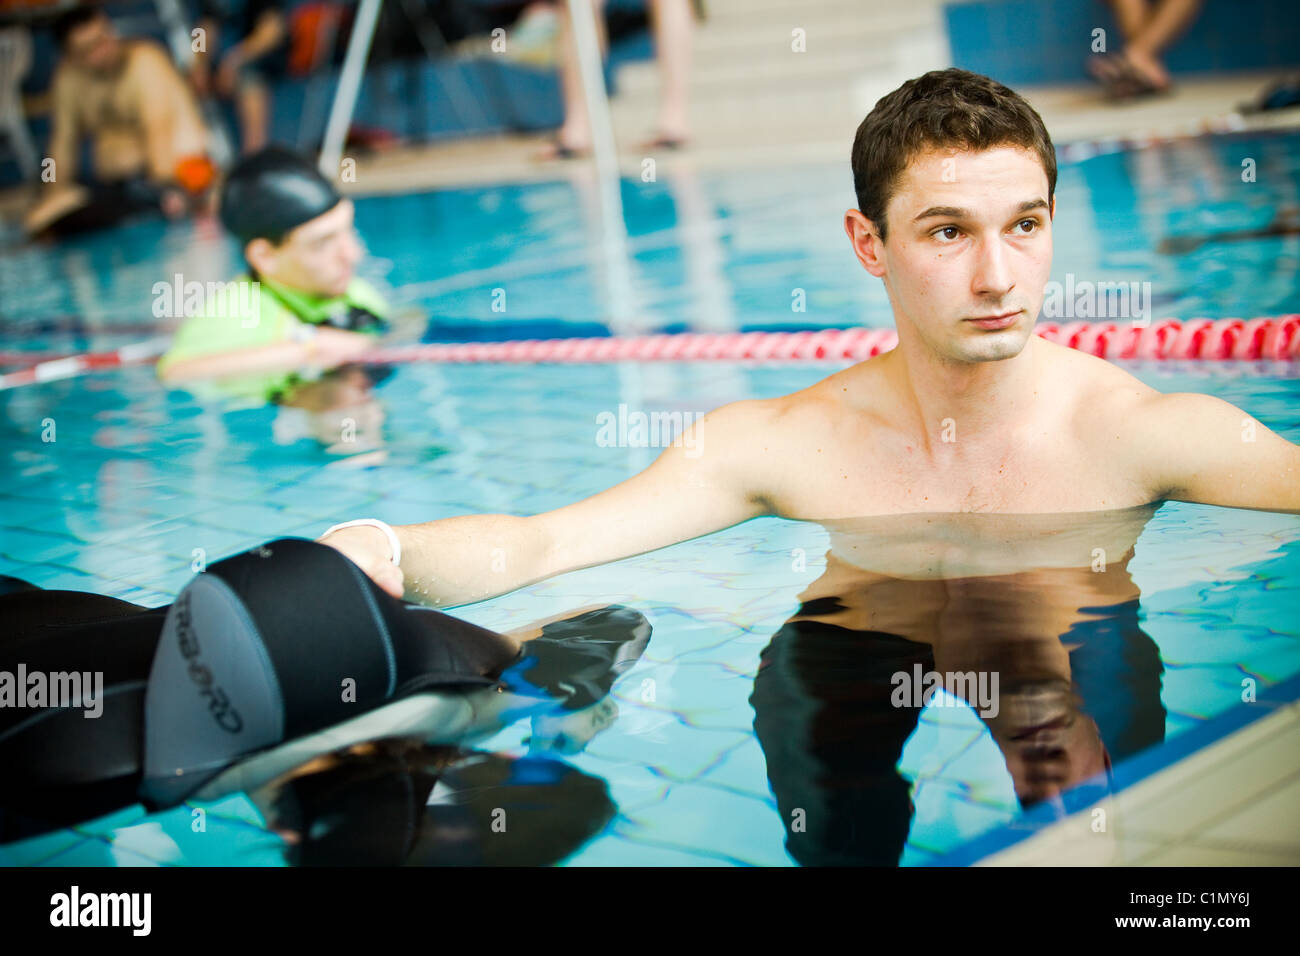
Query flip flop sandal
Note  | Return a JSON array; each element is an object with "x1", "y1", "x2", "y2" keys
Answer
[
  {"x1": 642, "y1": 135, "x2": 689, "y2": 151},
  {"x1": 1085, "y1": 52, "x2": 1129, "y2": 92},
  {"x1": 1104, "y1": 54, "x2": 1172, "y2": 102},
  {"x1": 534, "y1": 137, "x2": 591, "y2": 162}
]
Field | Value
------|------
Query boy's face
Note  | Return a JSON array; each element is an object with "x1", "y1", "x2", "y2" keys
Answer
[
  {"x1": 247, "y1": 199, "x2": 363, "y2": 298},
  {"x1": 846, "y1": 145, "x2": 1054, "y2": 365}
]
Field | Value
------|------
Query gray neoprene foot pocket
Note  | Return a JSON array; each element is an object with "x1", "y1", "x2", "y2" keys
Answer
[{"x1": 140, "y1": 573, "x2": 285, "y2": 808}]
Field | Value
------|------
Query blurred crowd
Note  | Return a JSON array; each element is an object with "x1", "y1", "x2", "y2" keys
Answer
[{"x1": 0, "y1": 0, "x2": 701, "y2": 240}]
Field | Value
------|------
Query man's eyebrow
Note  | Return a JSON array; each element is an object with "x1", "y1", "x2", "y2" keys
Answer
[
  {"x1": 912, "y1": 205, "x2": 969, "y2": 223},
  {"x1": 911, "y1": 198, "x2": 1050, "y2": 223}
]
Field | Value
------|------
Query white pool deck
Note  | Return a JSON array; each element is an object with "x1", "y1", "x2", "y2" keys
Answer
[{"x1": 977, "y1": 697, "x2": 1300, "y2": 866}]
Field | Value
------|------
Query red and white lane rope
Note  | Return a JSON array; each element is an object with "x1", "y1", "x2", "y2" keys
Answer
[
  {"x1": 0, "y1": 337, "x2": 172, "y2": 390},
  {"x1": 1, "y1": 318, "x2": 1297, "y2": 391},
  {"x1": 364, "y1": 316, "x2": 1300, "y2": 364}
]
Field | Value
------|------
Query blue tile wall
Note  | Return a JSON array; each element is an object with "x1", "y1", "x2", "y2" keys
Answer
[{"x1": 945, "y1": 0, "x2": 1300, "y2": 87}]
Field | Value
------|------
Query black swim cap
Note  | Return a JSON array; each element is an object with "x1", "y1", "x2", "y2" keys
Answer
[{"x1": 219, "y1": 146, "x2": 342, "y2": 245}]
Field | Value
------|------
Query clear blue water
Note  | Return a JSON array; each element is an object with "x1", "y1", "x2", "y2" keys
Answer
[{"x1": 1, "y1": 129, "x2": 1299, "y2": 866}]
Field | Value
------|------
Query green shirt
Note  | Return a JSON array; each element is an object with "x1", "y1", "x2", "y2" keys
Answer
[{"x1": 156, "y1": 274, "x2": 390, "y2": 404}]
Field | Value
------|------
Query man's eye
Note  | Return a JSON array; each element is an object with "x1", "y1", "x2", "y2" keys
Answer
[
  {"x1": 934, "y1": 226, "x2": 962, "y2": 241},
  {"x1": 1015, "y1": 219, "x2": 1038, "y2": 234}
]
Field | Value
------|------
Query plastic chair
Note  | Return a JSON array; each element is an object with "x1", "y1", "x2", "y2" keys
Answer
[{"x1": 0, "y1": 26, "x2": 39, "y2": 180}]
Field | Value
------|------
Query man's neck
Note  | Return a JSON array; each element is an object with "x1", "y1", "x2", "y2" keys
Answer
[{"x1": 880, "y1": 331, "x2": 1043, "y2": 458}]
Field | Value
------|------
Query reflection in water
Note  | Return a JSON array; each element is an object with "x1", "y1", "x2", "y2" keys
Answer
[
  {"x1": 249, "y1": 604, "x2": 654, "y2": 865},
  {"x1": 273, "y1": 364, "x2": 392, "y2": 456},
  {"x1": 234, "y1": 603, "x2": 650, "y2": 865},
  {"x1": 751, "y1": 506, "x2": 1167, "y2": 866},
  {"x1": 253, "y1": 741, "x2": 615, "y2": 866}
]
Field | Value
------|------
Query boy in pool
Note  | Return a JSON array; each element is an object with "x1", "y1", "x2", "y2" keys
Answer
[
  {"x1": 320, "y1": 68, "x2": 1300, "y2": 600},
  {"x1": 156, "y1": 147, "x2": 391, "y2": 450}
]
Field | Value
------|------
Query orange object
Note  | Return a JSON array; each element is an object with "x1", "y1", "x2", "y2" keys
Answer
[
  {"x1": 174, "y1": 155, "x2": 217, "y2": 194},
  {"x1": 288, "y1": 2, "x2": 346, "y2": 77}
]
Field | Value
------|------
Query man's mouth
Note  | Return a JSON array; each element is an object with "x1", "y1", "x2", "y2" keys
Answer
[{"x1": 966, "y1": 310, "x2": 1020, "y2": 330}]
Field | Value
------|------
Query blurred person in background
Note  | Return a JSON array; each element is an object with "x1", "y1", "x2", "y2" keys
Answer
[
  {"x1": 191, "y1": 0, "x2": 290, "y2": 153},
  {"x1": 157, "y1": 146, "x2": 394, "y2": 455},
  {"x1": 23, "y1": 4, "x2": 217, "y2": 238},
  {"x1": 536, "y1": 0, "x2": 700, "y2": 159},
  {"x1": 1087, "y1": 0, "x2": 1203, "y2": 100}
]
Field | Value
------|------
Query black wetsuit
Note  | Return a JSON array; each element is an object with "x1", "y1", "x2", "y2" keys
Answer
[
  {"x1": 36, "y1": 177, "x2": 169, "y2": 239},
  {"x1": 0, "y1": 538, "x2": 518, "y2": 840}
]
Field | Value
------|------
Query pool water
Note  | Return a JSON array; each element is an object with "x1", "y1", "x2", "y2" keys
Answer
[{"x1": 1, "y1": 129, "x2": 1299, "y2": 866}]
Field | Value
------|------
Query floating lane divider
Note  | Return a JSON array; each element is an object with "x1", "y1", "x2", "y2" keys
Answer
[
  {"x1": 1, "y1": 318, "x2": 1297, "y2": 391},
  {"x1": 364, "y1": 316, "x2": 1300, "y2": 365},
  {"x1": 0, "y1": 336, "x2": 172, "y2": 390}
]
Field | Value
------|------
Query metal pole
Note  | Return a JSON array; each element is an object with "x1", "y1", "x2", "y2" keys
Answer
[
  {"x1": 566, "y1": 0, "x2": 639, "y2": 333},
  {"x1": 318, "y1": 0, "x2": 383, "y2": 178}
]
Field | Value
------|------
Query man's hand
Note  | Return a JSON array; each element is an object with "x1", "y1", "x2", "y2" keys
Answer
[{"x1": 317, "y1": 524, "x2": 405, "y2": 599}]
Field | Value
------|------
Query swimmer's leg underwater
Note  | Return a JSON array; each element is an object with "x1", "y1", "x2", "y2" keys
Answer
[{"x1": 0, "y1": 538, "x2": 650, "y2": 841}]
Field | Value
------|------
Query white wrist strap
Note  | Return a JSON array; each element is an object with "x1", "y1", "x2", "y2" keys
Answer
[{"x1": 321, "y1": 519, "x2": 401, "y2": 566}]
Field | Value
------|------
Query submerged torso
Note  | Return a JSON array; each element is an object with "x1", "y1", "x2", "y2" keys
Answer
[{"x1": 797, "y1": 503, "x2": 1156, "y2": 649}]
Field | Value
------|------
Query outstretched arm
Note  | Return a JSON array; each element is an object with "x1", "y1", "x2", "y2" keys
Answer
[
  {"x1": 321, "y1": 400, "x2": 775, "y2": 605},
  {"x1": 1140, "y1": 392, "x2": 1300, "y2": 513}
]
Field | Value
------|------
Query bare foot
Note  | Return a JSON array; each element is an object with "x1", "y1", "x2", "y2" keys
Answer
[
  {"x1": 1122, "y1": 47, "x2": 1171, "y2": 92},
  {"x1": 23, "y1": 185, "x2": 90, "y2": 235}
]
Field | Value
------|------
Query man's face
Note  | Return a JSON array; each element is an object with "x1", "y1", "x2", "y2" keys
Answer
[
  {"x1": 65, "y1": 15, "x2": 123, "y2": 74},
  {"x1": 251, "y1": 199, "x2": 363, "y2": 297},
  {"x1": 850, "y1": 146, "x2": 1054, "y2": 365}
]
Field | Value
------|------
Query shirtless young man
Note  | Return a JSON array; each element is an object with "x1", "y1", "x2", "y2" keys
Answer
[
  {"x1": 319, "y1": 70, "x2": 1300, "y2": 849},
  {"x1": 24, "y1": 7, "x2": 213, "y2": 237},
  {"x1": 321, "y1": 68, "x2": 1300, "y2": 604}
]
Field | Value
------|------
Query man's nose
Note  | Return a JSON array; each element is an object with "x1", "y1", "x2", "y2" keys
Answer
[{"x1": 972, "y1": 234, "x2": 1015, "y2": 299}]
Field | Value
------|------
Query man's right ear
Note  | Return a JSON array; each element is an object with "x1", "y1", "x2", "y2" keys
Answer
[{"x1": 843, "y1": 209, "x2": 886, "y2": 277}]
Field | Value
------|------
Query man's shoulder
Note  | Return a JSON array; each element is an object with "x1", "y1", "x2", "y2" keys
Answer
[
  {"x1": 1039, "y1": 336, "x2": 1157, "y2": 415},
  {"x1": 708, "y1": 384, "x2": 837, "y2": 430},
  {"x1": 699, "y1": 368, "x2": 863, "y2": 457},
  {"x1": 124, "y1": 40, "x2": 181, "y2": 79}
]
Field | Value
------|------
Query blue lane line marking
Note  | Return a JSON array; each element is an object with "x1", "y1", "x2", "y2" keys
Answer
[{"x1": 929, "y1": 670, "x2": 1300, "y2": 866}]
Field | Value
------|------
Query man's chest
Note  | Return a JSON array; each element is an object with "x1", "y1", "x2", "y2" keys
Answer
[
  {"x1": 766, "y1": 421, "x2": 1151, "y2": 519},
  {"x1": 78, "y1": 78, "x2": 138, "y2": 130}
]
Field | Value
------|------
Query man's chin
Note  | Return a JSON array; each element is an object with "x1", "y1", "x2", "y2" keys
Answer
[{"x1": 955, "y1": 327, "x2": 1032, "y2": 362}]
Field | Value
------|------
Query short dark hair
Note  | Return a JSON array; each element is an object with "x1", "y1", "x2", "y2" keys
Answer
[
  {"x1": 53, "y1": 5, "x2": 106, "y2": 51},
  {"x1": 851, "y1": 68, "x2": 1057, "y2": 240}
]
